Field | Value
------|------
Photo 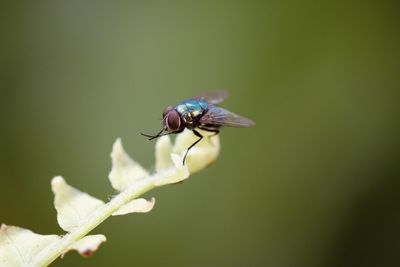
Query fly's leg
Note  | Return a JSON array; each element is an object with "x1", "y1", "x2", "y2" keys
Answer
[
  {"x1": 198, "y1": 126, "x2": 219, "y2": 136},
  {"x1": 183, "y1": 129, "x2": 203, "y2": 165},
  {"x1": 140, "y1": 128, "x2": 165, "y2": 140}
]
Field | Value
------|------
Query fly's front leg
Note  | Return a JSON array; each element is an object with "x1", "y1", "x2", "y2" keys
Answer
[{"x1": 182, "y1": 129, "x2": 203, "y2": 165}]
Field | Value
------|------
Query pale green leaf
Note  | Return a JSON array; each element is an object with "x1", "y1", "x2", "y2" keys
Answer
[
  {"x1": 0, "y1": 224, "x2": 60, "y2": 267},
  {"x1": 112, "y1": 197, "x2": 155, "y2": 216},
  {"x1": 155, "y1": 135, "x2": 173, "y2": 171},
  {"x1": 153, "y1": 153, "x2": 190, "y2": 186},
  {"x1": 0, "y1": 131, "x2": 221, "y2": 266},
  {"x1": 51, "y1": 176, "x2": 105, "y2": 232},
  {"x1": 65, "y1": 234, "x2": 106, "y2": 258},
  {"x1": 171, "y1": 129, "x2": 220, "y2": 173},
  {"x1": 109, "y1": 138, "x2": 148, "y2": 191}
]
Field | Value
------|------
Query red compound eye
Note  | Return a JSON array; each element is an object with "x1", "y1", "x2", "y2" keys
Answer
[{"x1": 165, "y1": 109, "x2": 181, "y2": 131}]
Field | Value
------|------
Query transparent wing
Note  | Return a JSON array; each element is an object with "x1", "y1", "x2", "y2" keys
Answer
[
  {"x1": 194, "y1": 90, "x2": 228, "y2": 104},
  {"x1": 199, "y1": 105, "x2": 255, "y2": 128}
]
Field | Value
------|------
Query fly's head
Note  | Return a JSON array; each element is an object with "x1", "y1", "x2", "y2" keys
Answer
[{"x1": 162, "y1": 106, "x2": 183, "y2": 132}]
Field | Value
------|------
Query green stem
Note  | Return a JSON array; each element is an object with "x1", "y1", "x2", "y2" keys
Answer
[{"x1": 29, "y1": 176, "x2": 158, "y2": 267}]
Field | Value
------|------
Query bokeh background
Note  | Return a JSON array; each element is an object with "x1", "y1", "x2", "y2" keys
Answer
[{"x1": 1, "y1": 1, "x2": 399, "y2": 266}]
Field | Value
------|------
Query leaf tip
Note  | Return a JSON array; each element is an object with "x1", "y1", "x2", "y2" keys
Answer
[
  {"x1": 155, "y1": 135, "x2": 173, "y2": 171},
  {"x1": 111, "y1": 138, "x2": 123, "y2": 154},
  {"x1": 52, "y1": 175, "x2": 64, "y2": 184},
  {"x1": 79, "y1": 236, "x2": 106, "y2": 258},
  {"x1": 66, "y1": 234, "x2": 107, "y2": 258},
  {"x1": 112, "y1": 197, "x2": 156, "y2": 216},
  {"x1": 108, "y1": 138, "x2": 148, "y2": 191}
]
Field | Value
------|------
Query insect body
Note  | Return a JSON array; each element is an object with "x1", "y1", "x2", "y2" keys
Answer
[
  {"x1": 141, "y1": 90, "x2": 255, "y2": 164},
  {"x1": 175, "y1": 98, "x2": 209, "y2": 129}
]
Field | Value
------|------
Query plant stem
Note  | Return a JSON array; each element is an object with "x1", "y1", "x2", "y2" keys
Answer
[{"x1": 29, "y1": 175, "x2": 158, "y2": 267}]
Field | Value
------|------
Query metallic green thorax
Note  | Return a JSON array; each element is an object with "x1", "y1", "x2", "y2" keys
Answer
[{"x1": 175, "y1": 99, "x2": 209, "y2": 129}]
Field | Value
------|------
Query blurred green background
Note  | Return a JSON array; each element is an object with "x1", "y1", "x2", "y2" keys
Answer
[{"x1": 1, "y1": 1, "x2": 399, "y2": 266}]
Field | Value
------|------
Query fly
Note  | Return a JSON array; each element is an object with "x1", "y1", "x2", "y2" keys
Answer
[{"x1": 141, "y1": 90, "x2": 255, "y2": 164}]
